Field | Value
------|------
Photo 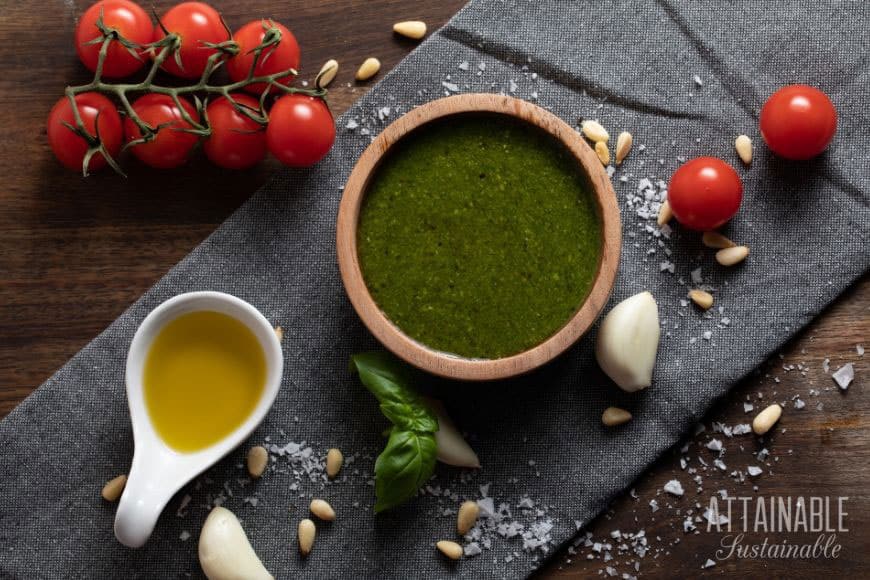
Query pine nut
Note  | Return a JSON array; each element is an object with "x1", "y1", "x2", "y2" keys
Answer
[
  {"x1": 657, "y1": 200, "x2": 673, "y2": 226},
  {"x1": 601, "y1": 407, "x2": 632, "y2": 427},
  {"x1": 581, "y1": 120, "x2": 609, "y2": 143},
  {"x1": 457, "y1": 500, "x2": 480, "y2": 535},
  {"x1": 595, "y1": 141, "x2": 610, "y2": 166},
  {"x1": 298, "y1": 519, "x2": 316, "y2": 556},
  {"x1": 702, "y1": 231, "x2": 736, "y2": 249},
  {"x1": 315, "y1": 59, "x2": 339, "y2": 89},
  {"x1": 436, "y1": 540, "x2": 463, "y2": 560},
  {"x1": 309, "y1": 499, "x2": 336, "y2": 521},
  {"x1": 101, "y1": 474, "x2": 127, "y2": 502},
  {"x1": 615, "y1": 131, "x2": 633, "y2": 165},
  {"x1": 246, "y1": 446, "x2": 269, "y2": 479},
  {"x1": 326, "y1": 448, "x2": 343, "y2": 479},
  {"x1": 715, "y1": 245, "x2": 750, "y2": 266},
  {"x1": 752, "y1": 404, "x2": 782, "y2": 435},
  {"x1": 393, "y1": 21, "x2": 427, "y2": 40},
  {"x1": 688, "y1": 289, "x2": 714, "y2": 310},
  {"x1": 355, "y1": 58, "x2": 381, "y2": 81},
  {"x1": 735, "y1": 135, "x2": 752, "y2": 165}
]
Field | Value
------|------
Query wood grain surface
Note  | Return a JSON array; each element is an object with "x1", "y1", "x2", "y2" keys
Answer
[
  {"x1": 0, "y1": 1, "x2": 866, "y2": 578},
  {"x1": 337, "y1": 93, "x2": 621, "y2": 381}
]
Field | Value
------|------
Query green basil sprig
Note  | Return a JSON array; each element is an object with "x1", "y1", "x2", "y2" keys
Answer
[{"x1": 350, "y1": 352, "x2": 438, "y2": 513}]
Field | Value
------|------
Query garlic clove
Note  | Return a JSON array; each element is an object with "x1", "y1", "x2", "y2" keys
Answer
[
  {"x1": 198, "y1": 506, "x2": 273, "y2": 580},
  {"x1": 424, "y1": 397, "x2": 481, "y2": 468},
  {"x1": 595, "y1": 291, "x2": 660, "y2": 392}
]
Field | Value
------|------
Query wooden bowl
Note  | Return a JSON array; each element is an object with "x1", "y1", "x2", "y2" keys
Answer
[{"x1": 337, "y1": 94, "x2": 621, "y2": 381}]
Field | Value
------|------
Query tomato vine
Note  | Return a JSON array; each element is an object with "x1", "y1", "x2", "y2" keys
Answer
[{"x1": 62, "y1": 12, "x2": 327, "y2": 175}]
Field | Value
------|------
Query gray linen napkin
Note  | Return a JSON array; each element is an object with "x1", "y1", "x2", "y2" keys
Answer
[{"x1": 1, "y1": 1, "x2": 868, "y2": 578}]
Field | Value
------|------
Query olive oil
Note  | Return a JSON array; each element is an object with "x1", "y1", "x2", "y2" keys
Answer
[{"x1": 143, "y1": 311, "x2": 266, "y2": 452}]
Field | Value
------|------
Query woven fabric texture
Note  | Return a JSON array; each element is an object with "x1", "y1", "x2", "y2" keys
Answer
[{"x1": 1, "y1": 1, "x2": 868, "y2": 578}]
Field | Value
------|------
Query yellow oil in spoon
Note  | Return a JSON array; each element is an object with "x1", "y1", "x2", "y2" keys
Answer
[{"x1": 143, "y1": 311, "x2": 266, "y2": 452}]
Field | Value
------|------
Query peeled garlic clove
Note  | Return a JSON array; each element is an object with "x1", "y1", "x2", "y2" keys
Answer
[
  {"x1": 595, "y1": 291, "x2": 660, "y2": 392},
  {"x1": 424, "y1": 397, "x2": 481, "y2": 468},
  {"x1": 199, "y1": 507, "x2": 273, "y2": 580}
]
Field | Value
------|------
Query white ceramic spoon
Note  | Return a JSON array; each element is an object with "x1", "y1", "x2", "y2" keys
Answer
[{"x1": 114, "y1": 291, "x2": 283, "y2": 548}]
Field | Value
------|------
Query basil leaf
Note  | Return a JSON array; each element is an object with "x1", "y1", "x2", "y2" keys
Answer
[
  {"x1": 350, "y1": 352, "x2": 438, "y2": 433},
  {"x1": 374, "y1": 428, "x2": 437, "y2": 513}
]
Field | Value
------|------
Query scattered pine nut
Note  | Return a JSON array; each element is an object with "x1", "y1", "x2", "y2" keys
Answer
[
  {"x1": 355, "y1": 58, "x2": 381, "y2": 81},
  {"x1": 595, "y1": 141, "x2": 610, "y2": 166},
  {"x1": 101, "y1": 474, "x2": 127, "y2": 502},
  {"x1": 274, "y1": 326, "x2": 284, "y2": 341},
  {"x1": 309, "y1": 499, "x2": 336, "y2": 521},
  {"x1": 393, "y1": 20, "x2": 427, "y2": 40},
  {"x1": 298, "y1": 519, "x2": 316, "y2": 556},
  {"x1": 657, "y1": 200, "x2": 673, "y2": 226},
  {"x1": 247, "y1": 446, "x2": 269, "y2": 479},
  {"x1": 436, "y1": 540, "x2": 463, "y2": 560},
  {"x1": 601, "y1": 407, "x2": 632, "y2": 427},
  {"x1": 615, "y1": 131, "x2": 633, "y2": 165},
  {"x1": 326, "y1": 448, "x2": 343, "y2": 479},
  {"x1": 315, "y1": 59, "x2": 339, "y2": 89},
  {"x1": 716, "y1": 245, "x2": 750, "y2": 266},
  {"x1": 702, "y1": 231, "x2": 736, "y2": 249},
  {"x1": 688, "y1": 289, "x2": 714, "y2": 310},
  {"x1": 735, "y1": 135, "x2": 752, "y2": 165},
  {"x1": 581, "y1": 120, "x2": 609, "y2": 143},
  {"x1": 752, "y1": 404, "x2": 782, "y2": 435},
  {"x1": 457, "y1": 500, "x2": 480, "y2": 535}
]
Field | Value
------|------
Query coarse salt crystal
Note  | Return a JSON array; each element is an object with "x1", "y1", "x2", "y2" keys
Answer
[
  {"x1": 747, "y1": 466, "x2": 763, "y2": 477},
  {"x1": 664, "y1": 480, "x2": 684, "y2": 497},
  {"x1": 832, "y1": 363, "x2": 854, "y2": 389}
]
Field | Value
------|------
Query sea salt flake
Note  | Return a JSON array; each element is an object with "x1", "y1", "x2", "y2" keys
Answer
[
  {"x1": 747, "y1": 466, "x2": 763, "y2": 477},
  {"x1": 345, "y1": 119, "x2": 358, "y2": 130},
  {"x1": 832, "y1": 363, "x2": 854, "y2": 390},
  {"x1": 458, "y1": 61, "x2": 469, "y2": 71},
  {"x1": 702, "y1": 558, "x2": 715, "y2": 569},
  {"x1": 441, "y1": 81, "x2": 460, "y2": 93},
  {"x1": 706, "y1": 439, "x2": 723, "y2": 452},
  {"x1": 664, "y1": 480, "x2": 684, "y2": 497},
  {"x1": 690, "y1": 268, "x2": 703, "y2": 284},
  {"x1": 464, "y1": 542, "x2": 483, "y2": 557},
  {"x1": 179, "y1": 531, "x2": 191, "y2": 542}
]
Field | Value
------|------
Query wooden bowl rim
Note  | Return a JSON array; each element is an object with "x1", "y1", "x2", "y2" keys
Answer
[{"x1": 336, "y1": 93, "x2": 621, "y2": 381}]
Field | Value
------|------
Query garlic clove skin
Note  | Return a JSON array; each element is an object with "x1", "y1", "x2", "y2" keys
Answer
[
  {"x1": 595, "y1": 291, "x2": 660, "y2": 392},
  {"x1": 199, "y1": 506, "x2": 273, "y2": 580},
  {"x1": 424, "y1": 397, "x2": 481, "y2": 468}
]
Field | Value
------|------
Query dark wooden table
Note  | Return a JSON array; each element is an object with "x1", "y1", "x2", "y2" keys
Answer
[{"x1": 0, "y1": 1, "x2": 866, "y2": 578}]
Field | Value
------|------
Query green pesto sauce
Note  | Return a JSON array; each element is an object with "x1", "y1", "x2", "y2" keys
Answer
[{"x1": 357, "y1": 114, "x2": 602, "y2": 359}]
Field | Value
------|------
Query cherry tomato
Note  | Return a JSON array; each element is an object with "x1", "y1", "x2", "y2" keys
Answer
[
  {"x1": 266, "y1": 95, "x2": 335, "y2": 167},
  {"x1": 153, "y1": 2, "x2": 230, "y2": 80},
  {"x1": 124, "y1": 94, "x2": 200, "y2": 168},
  {"x1": 47, "y1": 93, "x2": 123, "y2": 172},
  {"x1": 667, "y1": 157, "x2": 742, "y2": 231},
  {"x1": 760, "y1": 84, "x2": 837, "y2": 160},
  {"x1": 226, "y1": 20, "x2": 300, "y2": 94},
  {"x1": 75, "y1": 0, "x2": 154, "y2": 78},
  {"x1": 203, "y1": 94, "x2": 267, "y2": 169}
]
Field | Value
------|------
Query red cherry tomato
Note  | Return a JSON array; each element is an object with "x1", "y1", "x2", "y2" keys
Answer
[
  {"x1": 760, "y1": 84, "x2": 837, "y2": 160},
  {"x1": 75, "y1": 0, "x2": 154, "y2": 78},
  {"x1": 203, "y1": 94, "x2": 267, "y2": 169},
  {"x1": 266, "y1": 95, "x2": 335, "y2": 167},
  {"x1": 47, "y1": 93, "x2": 123, "y2": 172},
  {"x1": 153, "y1": 2, "x2": 230, "y2": 80},
  {"x1": 668, "y1": 157, "x2": 743, "y2": 231},
  {"x1": 124, "y1": 94, "x2": 200, "y2": 168},
  {"x1": 226, "y1": 20, "x2": 300, "y2": 94}
]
